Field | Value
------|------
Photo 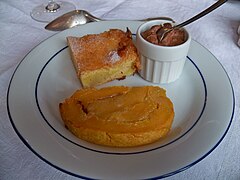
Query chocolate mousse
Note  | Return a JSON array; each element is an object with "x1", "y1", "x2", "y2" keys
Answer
[{"x1": 141, "y1": 23, "x2": 186, "y2": 46}]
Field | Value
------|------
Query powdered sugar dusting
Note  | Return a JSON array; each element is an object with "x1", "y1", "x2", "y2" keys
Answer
[
  {"x1": 68, "y1": 37, "x2": 83, "y2": 55},
  {"x1": 107, "y1": 51, "x2": 120, "y2": 64}
]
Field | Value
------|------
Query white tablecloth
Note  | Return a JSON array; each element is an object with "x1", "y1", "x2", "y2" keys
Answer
[{"x1": 1, "y1": 0, "x2": 240, "y2": 179}]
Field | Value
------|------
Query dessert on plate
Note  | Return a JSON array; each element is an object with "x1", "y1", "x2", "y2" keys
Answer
[
  {"x1": 141, "y1": 23, "x2": 186, "y2": 46},
  {"x1": 59, "y1": 86, "x2": 174, "y2": 147},
  {"x1": 67, "y1": 29, "x2": 140, "y2": 88}
]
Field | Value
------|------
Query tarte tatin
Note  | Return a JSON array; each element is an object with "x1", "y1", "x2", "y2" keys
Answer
[{"x1": 59, "y1": 86, "x2": 174, "y2": 147}]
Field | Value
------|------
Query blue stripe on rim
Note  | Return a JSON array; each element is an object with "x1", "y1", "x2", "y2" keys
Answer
[
  {"x1": 35, "y1": 45, "x2": 207, "y2": 155},
  {"x1": 7, "y1": 43, "x2": 235, "y2": 179}
]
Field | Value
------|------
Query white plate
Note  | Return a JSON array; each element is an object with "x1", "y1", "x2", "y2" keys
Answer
[{"x1": 7, "y1": 21, "x2": 235, "y2": 179}]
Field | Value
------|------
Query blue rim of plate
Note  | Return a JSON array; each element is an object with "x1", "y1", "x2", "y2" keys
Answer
[
  {"x1": 7, "y1": 36, "x2": 235, "y2": 179},
  {"x1": 34, "y1": 45, "x2": 207, "y2": 155}
]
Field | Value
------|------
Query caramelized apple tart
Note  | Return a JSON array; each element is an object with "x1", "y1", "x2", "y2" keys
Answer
[{"x1": 59, "y1": 86, "x2": 174, "y2": 147}]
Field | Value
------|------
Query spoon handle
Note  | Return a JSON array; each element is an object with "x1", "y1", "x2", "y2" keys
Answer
[{"x1": 175, "y1": 0, "x2": 228, "y2": 28}]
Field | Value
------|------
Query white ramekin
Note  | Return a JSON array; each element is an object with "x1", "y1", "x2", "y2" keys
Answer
[{"x1": 136, "y1": 20, "x2": 191, "y2": 84}]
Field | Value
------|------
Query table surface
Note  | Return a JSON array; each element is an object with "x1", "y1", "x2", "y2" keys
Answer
[{"x1": 1, "y1": 0, "x2": 240, "y2": 179}]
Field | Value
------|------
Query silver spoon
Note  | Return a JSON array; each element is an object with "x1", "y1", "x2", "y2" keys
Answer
[
  {"x1": 157, "y1": 0, "x2": 228, "y2": 42},
  {"x1": 45, "y1": 10, "x2": 175, "y2": 31}
]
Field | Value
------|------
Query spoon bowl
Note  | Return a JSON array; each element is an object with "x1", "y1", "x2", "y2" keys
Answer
[{"x1": 45, "y1": 10, "x2": 101, "y2": 31}]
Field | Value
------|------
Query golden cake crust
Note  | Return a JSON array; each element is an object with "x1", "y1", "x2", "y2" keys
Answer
[
  {"x1": 59, "y1": 86, "x2": 174, "y2": 147},
  {"x1": 67, "y1": 29, "x2": 141, "y2": 88}
]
